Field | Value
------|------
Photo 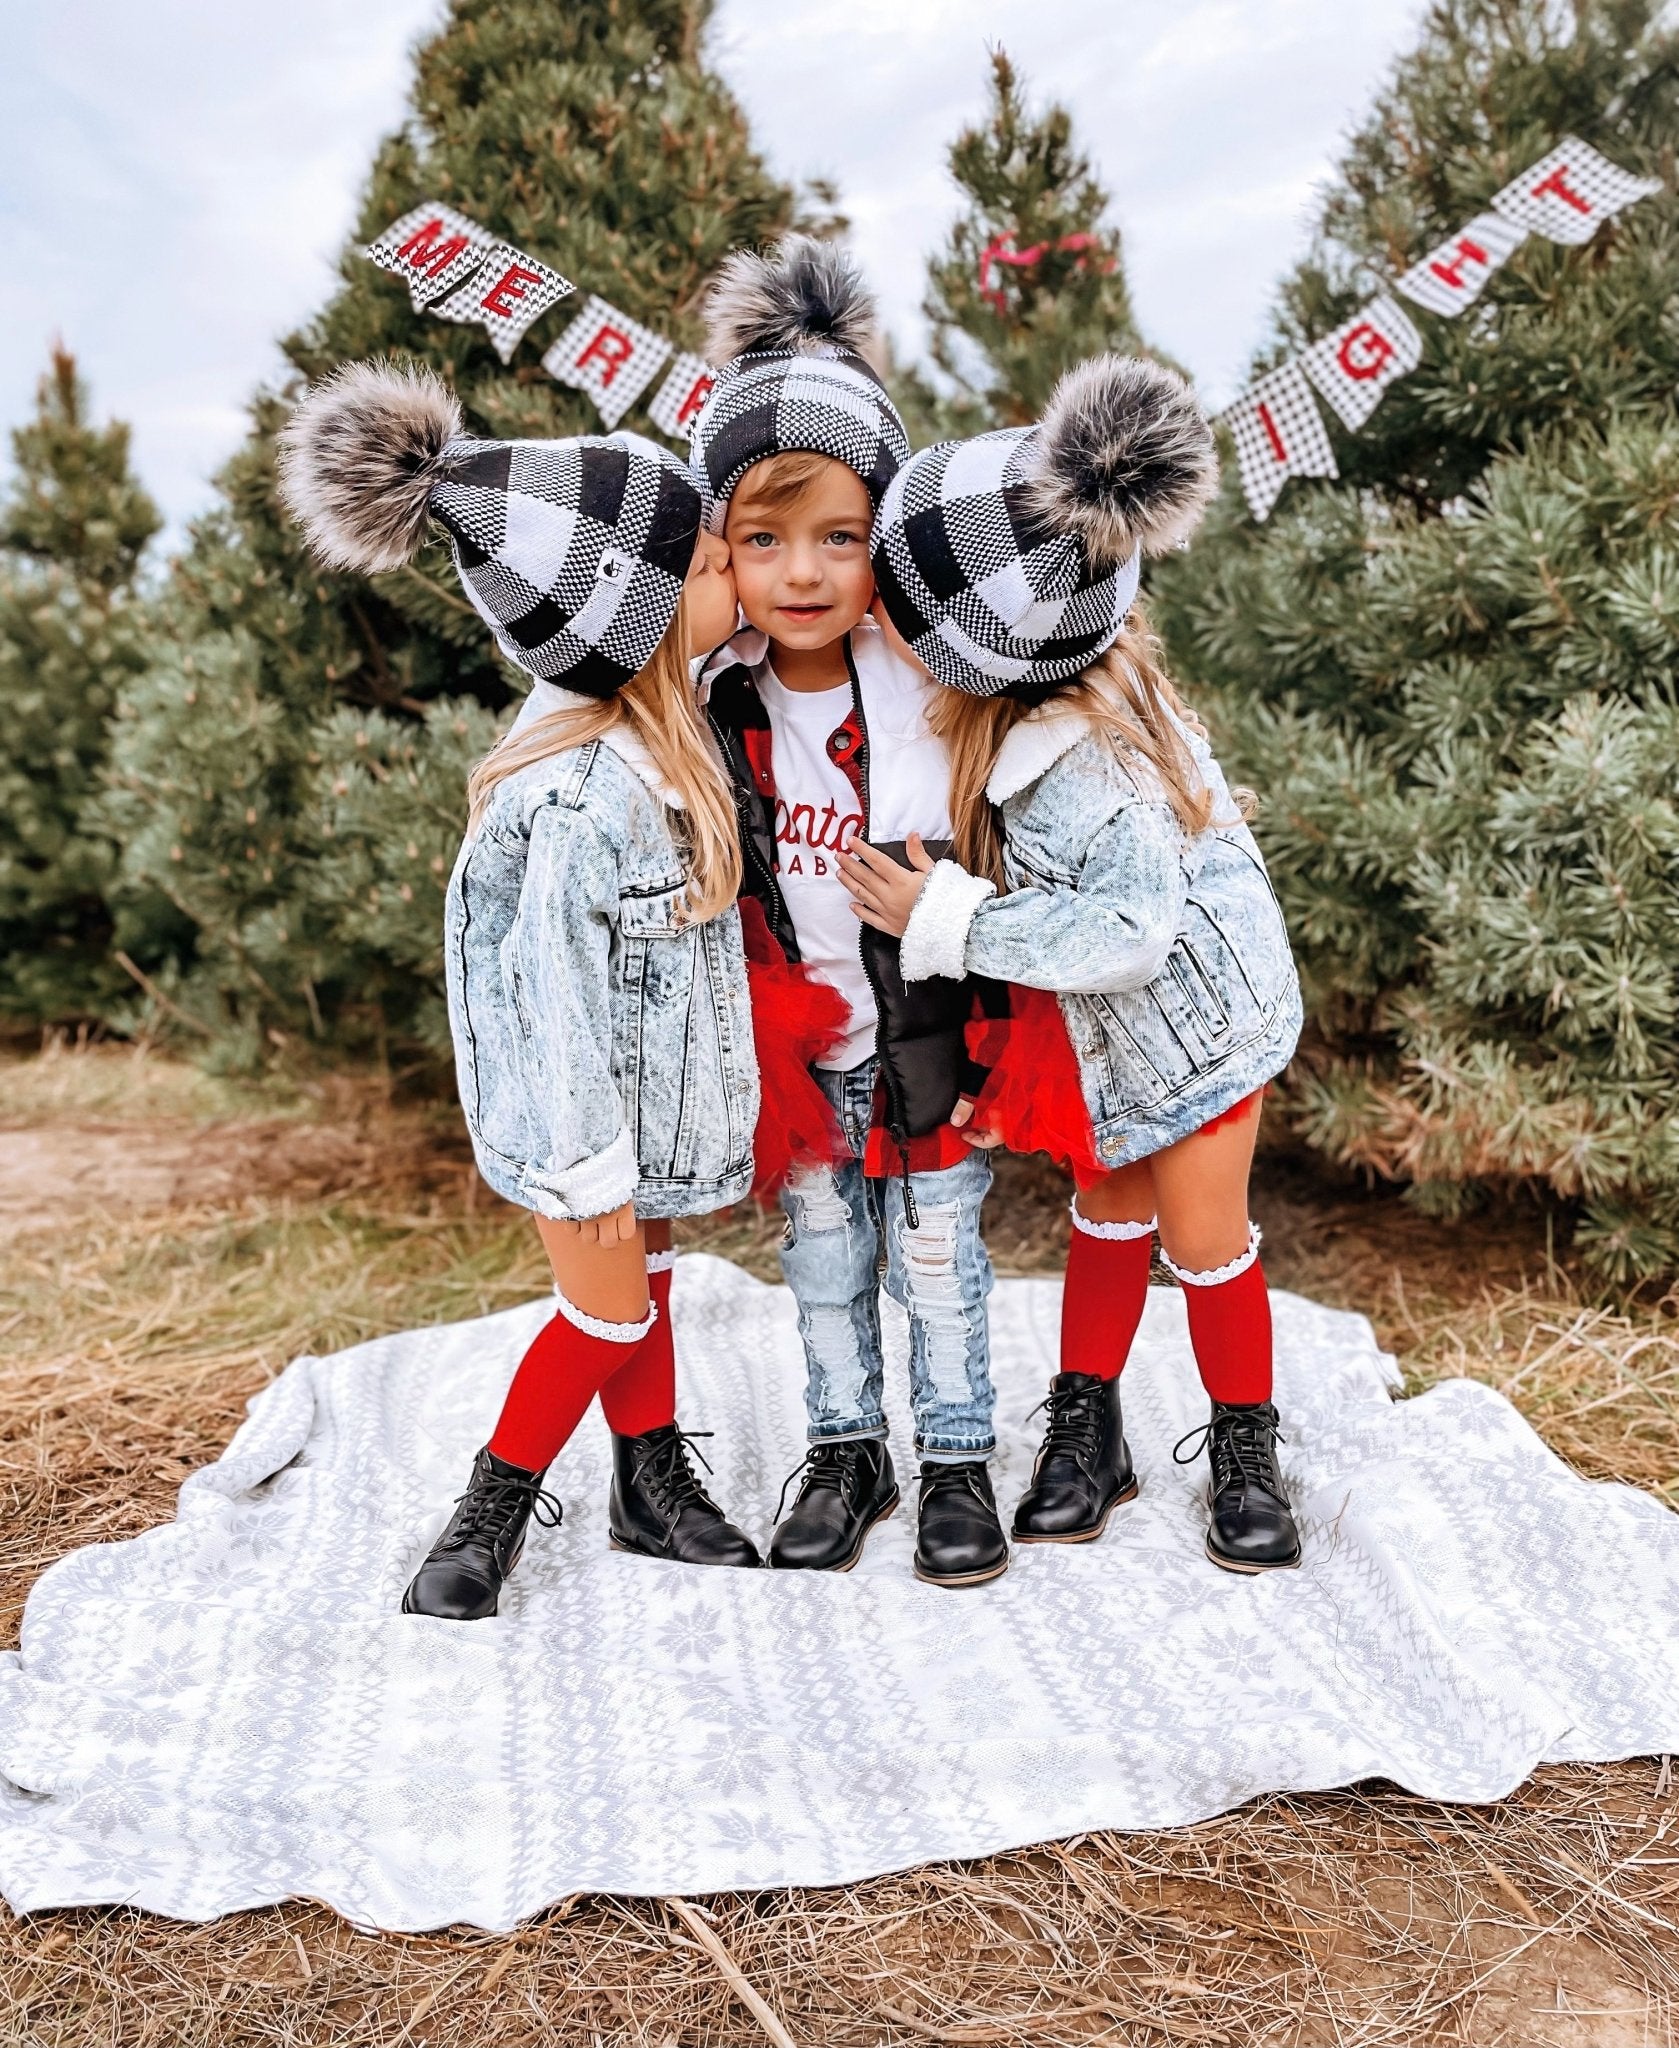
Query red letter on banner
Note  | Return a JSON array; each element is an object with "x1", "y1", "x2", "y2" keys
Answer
[
  {"x1": 577, "y1": 326, "x2": 634, "y2": 386},
  {"x1": 1428, "y1": 236, "x2": 1489, "y2": 290},
  {"x1": 1257, "y1": 403, "x2": 1287, "y2": 463},
  {"x1": 480, "y1": 264, "x2": 543, "y2": 317},
  {"x1": 396, "y1": 218, "x2": 471, "y2": 278},
  {"x1": 1531, "y1": 163, "x2": 1592, "y2": 215},
  {"x1": 1336, "y1": 323, "x2": 1395, "y2": 382},
  {"x1": 672, "y1": 372, "x2": 715, "y2": 429}
]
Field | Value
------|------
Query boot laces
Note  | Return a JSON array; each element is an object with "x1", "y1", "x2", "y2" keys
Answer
[
  {"x1": 445, "y1": 1470, "x2": 562, "y2": 1550},
  {"x1": 633, "y1": 1428, "x2": 719, "y2": 1521},
  {"x1": 1027, "y1": 1379, "x2": 1105, "y2": 1465},
  {"x1": 775, "y1": 1440, "x2": 868, "y2": 1521},
  {"x1": 1173, "y1": 1408, "x2": 1286, "y2": 1499}
]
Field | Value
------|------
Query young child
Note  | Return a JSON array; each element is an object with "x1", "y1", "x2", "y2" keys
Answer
[
  {"x1": 693, "y1": 238, "x2": 1011, "y2": 1589},
  {"x1": 279, "y1": 361, "x2": 762, "y2": 1618},
  {"x1": 846, "y1": 356, "x2": 1307, "y2": 1575}
]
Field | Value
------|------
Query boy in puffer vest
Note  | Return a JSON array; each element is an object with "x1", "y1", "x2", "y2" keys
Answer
[{"x1": 696, "y1": 238, "x2": 1011, "y2": 1588}]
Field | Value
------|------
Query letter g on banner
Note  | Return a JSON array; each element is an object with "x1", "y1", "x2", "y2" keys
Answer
[{"x1": 1301, "y1": 293, "x2": 1423, "y2": 432}]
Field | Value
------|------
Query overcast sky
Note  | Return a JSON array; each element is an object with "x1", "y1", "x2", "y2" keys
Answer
[{"x1": 0, "y1": 0, "x2": 1427, "y2": 541}]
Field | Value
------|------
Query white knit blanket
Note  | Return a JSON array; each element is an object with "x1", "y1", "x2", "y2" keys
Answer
[{"x1": 3, "y1": 1256, "x2": 1676, "y2": 1932}]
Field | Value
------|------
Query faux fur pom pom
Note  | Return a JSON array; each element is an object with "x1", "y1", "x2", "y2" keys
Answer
[
  {"x1": 276, "y1": 359, "x2": 463, "y2": 575},
  {"x1": 702, "y1": 235, "x2": 883, "y2": 368},
  {"x1": 1027, "y1": 357, "x2": 1219, "y2": 567}
]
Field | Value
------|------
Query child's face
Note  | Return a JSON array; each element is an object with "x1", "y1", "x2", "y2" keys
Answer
[
  {"x1": 723, "y1": 461, "x2": 875, "y2": 653},
  {"x1": 682, "y1": 528, "x2": 739, "y2": 659}
]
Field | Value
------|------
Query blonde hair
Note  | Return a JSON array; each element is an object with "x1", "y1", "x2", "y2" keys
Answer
[
  {"x1": 931, "y1": 606, "x2": 1243, "y2": 890},
  {"x1": 727, "y1": 448, "x2": 843, "y2": 519},
  {"x1": 465, "y1": 596, "x2": 742, "y2": 923}
]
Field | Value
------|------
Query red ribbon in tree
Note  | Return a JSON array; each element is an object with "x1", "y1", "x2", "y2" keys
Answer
[{"x1": 977, "y1": 231, "x2": 1112, "y2": 312}]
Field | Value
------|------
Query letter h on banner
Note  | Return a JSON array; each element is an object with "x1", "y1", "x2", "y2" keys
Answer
[
  {"x1": 1219, "y1": 360, "x2": 1338, "y2": 522},
  {"x1": 1301, "y1": 292, "x2": 1423, "y2": 431},
  {"x1": 1491, "y1": 134, "x2": 1661, "y2": 245},
  {"x1": 1395, "y1": 211, "x2": 1527, "y2": 317},
  {"x1": 543, "y1": 297, "x2": 672, "y2": 429}
]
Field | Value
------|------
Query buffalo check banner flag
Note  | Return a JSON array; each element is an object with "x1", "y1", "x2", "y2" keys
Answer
[
  {"x1": 646, "y1": 353, "x2": 717, "y2": 443},
  {"x1": 1302, "y1": 292, "x2": 1425, "y2": 431},
  {"x1": 1222, "y1": 361, "x2": 1338, "y2": 522},
  {"x1": 542, "y1": 297, "x2": 672, "y2": 429},
  {"x1": 367, "y1": 203, "x2": 496, "y2": 312},
  {"x1": 1491, "y1": 135, "x2": 1663, "y2": 245},
  {"x1": 433, "y1": 244, "x2": 575, "y2": 365},
  {"x1": 1395, "y1": 211, "x2": 1528, "y2": 317}
]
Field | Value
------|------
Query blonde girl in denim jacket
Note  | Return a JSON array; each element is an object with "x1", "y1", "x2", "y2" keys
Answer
[
  {"x1": 281, "y1": 362, "x2": 761, "y2": 1617},
  {"x1": 847, "y1": 358, "x2": 1307, "y2": 1576}
]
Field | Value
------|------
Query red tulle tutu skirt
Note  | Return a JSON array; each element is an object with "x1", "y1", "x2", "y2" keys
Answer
[{"x1": 740, "y1": 898, "x2": 850, "y2": 1201}]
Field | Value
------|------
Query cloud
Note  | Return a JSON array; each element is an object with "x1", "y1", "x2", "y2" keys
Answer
[{"x1": 0, "y1": 0, "x2": 1427, "y2": 540}]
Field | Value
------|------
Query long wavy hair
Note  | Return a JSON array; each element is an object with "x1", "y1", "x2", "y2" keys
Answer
[
  {"x1": 464, "y1": 595, "x2": 742, "y2": 923},
  {"x1": 929, "y1": 604, "x2": 1244, "y2": 890}
]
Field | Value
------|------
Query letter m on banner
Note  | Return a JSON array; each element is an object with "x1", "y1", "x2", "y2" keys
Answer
[
  {"x1": 542, "y1": 297, "x2": 672, "y2": 428},
  {"x1": 1301, "y1": 293, "x2": 1423, "y2": 431},
  {"x1": 367, "y1": 203, "x2": 493, "y2": 311},
  {"x1": 1220, "y1": 361, "x2": 1338, "y2": 522}
]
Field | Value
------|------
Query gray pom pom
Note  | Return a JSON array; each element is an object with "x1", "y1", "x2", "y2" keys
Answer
[
  {"x1": 1026, "y1": 356, "x2": 1219, "y2": 568},
  {"x1": 702, "y1": 235, "x2": 882, "y2": 368},
  {"x1": 276, "y1": 359, "x2": 463, "y2": 575}
]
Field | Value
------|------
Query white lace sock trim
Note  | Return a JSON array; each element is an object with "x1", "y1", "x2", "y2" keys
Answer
[
  {"x1": 1159, "y1": 1222, "x2": 1263, "y2": 1288},
  {"x1": 551, "y1": 1288, "x2": 657, "y2": 1343},
  {"x1": 1069, "y1": 1204, "x2": 1157, "y2": 1242},
  {"x1": 645, "y1": 1247, "x2": 678, "y2": 1275}
]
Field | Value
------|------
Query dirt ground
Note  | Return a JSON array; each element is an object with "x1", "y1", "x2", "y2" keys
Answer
[{"x1": 1, "y1": 1042, "x2": 1676, "y2": 2047}]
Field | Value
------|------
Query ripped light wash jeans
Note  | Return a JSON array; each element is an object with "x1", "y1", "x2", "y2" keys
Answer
[{"x1": 779, "y1": 1059, "x2": 996, "y2": 1463}]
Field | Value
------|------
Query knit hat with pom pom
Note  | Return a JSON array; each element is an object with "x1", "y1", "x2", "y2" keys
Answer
[
  {"x1": 690, "y1": 235, "x2": 910, "y2": 524},
  {"x1": 869, "y1": 356, "x2": 1218, "y2": 700},
  {"x1": 277, "y1": 359, "x2": 705, "y2": 698}
]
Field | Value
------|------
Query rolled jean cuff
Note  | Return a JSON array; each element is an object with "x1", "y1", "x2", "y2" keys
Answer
[
  {"x1": 808, "y1": 1419, "x2": 890, "y2": 1446},
  {"x1": 918, "y1": 1437, "x2": 996, "y2": 1464}
]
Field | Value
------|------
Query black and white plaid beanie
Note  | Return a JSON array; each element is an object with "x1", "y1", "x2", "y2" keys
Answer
[
  {"x1": 690, "y1": 236, "x2": 910, "y2": 526},
  {"x1": 277, "y1": 361, "x2": 704, "y2": 698},
  {"x1": 870, "y1": 357, "x2": 1219, "y2": 700}
]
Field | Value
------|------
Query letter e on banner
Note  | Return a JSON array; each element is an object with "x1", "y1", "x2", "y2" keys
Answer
[
  {"x1": 646, "y1": 353, "x2": 717, "y2": 443},
  {"x1": 432, "y1": 242, "x2": 575, "y2": 364},
  {"x1": 1301, "y1": 293, "x2": 1423, "y2": 431},
  {"x1": 1395, "y1": 210, "x2": 1527, "y2": 317},
  {"x1": 367, "y1": 202, "x2": 494, "y2": 311},
  {"x1": 541, "y1": 295, "x2": 672, "y2": 429},
  {"x1": 1490, "y1": 135, "x2": 1661, "y2": 247},
  {"x1": 1219, "y1": 360, "x2": 1338, "y2": 522}
]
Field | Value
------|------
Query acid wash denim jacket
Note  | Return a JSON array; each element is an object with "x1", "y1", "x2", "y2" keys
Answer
[
  {"x1": 444, "y1": 683, "x2": 759, "y2": 1222},
  {"x1": 898, "y1": 689, "x2": 1302, "y2": 1171}
]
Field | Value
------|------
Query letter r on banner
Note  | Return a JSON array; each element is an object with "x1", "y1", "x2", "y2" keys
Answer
[
  {"x1": 646, "y1": 352, "x2": 717, "y2": 443},
  {"x1": 1302, "y1": 292, "x2": 1423, "y2": 431},
  {"x1": 542, "y1": 295, "x2": 671, "y2": 428}
]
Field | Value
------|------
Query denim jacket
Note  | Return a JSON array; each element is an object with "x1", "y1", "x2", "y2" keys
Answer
[
  {"x1": 444, "y1": 684, "x2": 758, "y2": 1221},
  {"x1": 899, "y1": 689, "x2": 1302, "y2": 1169}
]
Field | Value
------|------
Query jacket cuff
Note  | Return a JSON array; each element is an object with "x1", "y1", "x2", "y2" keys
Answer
[
  {"x1": 519, "y1": 1126, "x2": 638, "y2": 1221},
  {"x1": 900, "y1": 861, "x2": 996, "y2": 983}
]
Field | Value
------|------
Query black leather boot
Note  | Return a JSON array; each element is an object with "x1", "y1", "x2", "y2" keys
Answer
[
  {"x1": 914, "y1": 1461, "x2": 1009, "y2": 1587},
  {"x1": 402, "y1": 1448, "x2": 561, "y2": 1619},
  {"x1": 1012, "y1": 1372, "x2": 1138, "y2": 1543},
  {"x1": 609, "y1": 1424, "x2": 761, "y2": 1567},
  {"x1": 1174, "y1": 1400, "x2": 1301, "y2": 1573},
  {"x1": 769, "y1": 1439, "x2": 899, "y2": 1572}
]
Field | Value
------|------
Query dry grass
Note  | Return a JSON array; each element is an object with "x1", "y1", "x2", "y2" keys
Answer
[{"x1": 2, "y1": 1042, "x2": 1678, "y2": 2047}]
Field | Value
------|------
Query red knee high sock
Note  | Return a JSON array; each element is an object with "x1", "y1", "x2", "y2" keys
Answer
[
  {"x1": 487, "y1": 1291, "x2": 656, "y2": 1473},
  {"x1": 598, "y1": 1254, "x2": 677, "y2": 1438},
  {"x1": 1169, "y1": 1227, "x2": 1274, "y2": 1406},
  {"x1": 1060, "y1": 1208, "x2": 1155, "y2": 1381}
]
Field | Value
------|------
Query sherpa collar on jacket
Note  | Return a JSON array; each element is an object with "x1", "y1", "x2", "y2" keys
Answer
[{"x1": 985, "y1": 704, "x2": 1094, "y2": 803}]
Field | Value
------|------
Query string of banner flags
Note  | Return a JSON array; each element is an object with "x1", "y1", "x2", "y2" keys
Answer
[
  {"x1": 365, "y1": 132, "x2": 1662, "y2": 519},
  {"x1": 1218, "y1": 136, "x2": 1662, "y2": 518}
]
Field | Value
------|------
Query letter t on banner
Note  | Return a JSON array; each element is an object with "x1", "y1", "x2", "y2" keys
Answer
[
  {"x1": 542, "y1": 296, "x2": 672, "y2": 428},
  {"x1": 1491, "y1": 135, "x2": 1661, "y2": 245},
  {"x1": 1219, "y1": 361, "x2": 1338, "y2": 522},
  {"x1": 1395, "y1": 211, "x2": 1527, "y2": 317},
  {"x1": 433, "y1": 243, "x2": 575, "y2": 364},
  {"x1": 1301, "y1": 292, "x2": 1424, "y2": 431},
  {"x1": 646, "y1": 353, "x2": 717, "y2": 443}
]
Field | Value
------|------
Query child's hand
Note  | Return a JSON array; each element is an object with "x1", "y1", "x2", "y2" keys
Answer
[
  {"x1": 557, "y1": 1201, "x2": 640, "y2": 1246},
  {"x1": 868, "y1": 596, "x2": 933, "y2": 677},
  {"x1": 841, "y1": 832, "x2": 937, "y2": 937},
  {"x1": 949, "y1": 1096, "x2": 1003, "y2": 1149}
]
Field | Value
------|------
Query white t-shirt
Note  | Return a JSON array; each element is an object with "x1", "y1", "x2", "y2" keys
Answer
[{"x1": 753, "y1": 623, "x2": 953, "y2": 1071}]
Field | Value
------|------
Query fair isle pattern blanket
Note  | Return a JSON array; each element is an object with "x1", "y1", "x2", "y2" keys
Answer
[{"x1": 2, "y1": 1256, "x2": 1676, "y2": 1932}]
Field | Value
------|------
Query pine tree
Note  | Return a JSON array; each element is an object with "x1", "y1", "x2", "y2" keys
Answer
[
  {"x1": 0, "y1": 347, "x2": 159, "y2": 1024},
  {"x1": 107, "y1": 0, "x2": 796, "y2": 1068},
  {"x1": 899, "y1": 49, "x2": 1144, "y2": 442},
  {"x1": 1152, "y1": 0, "x2": 1679, "y2": 1283}
]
